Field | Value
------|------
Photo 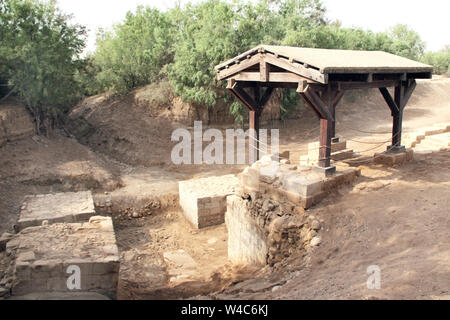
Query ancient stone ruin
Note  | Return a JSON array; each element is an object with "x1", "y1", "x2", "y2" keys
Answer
[
  {"x1": 17, "y1": 191, "x2": 96, "y2": 231},
  {"x1": 5, "y1": 216, "x2": 119, "y2": 299},
  {"x1": 179, "y1": 174, "x2": 238, "y2": 229}
]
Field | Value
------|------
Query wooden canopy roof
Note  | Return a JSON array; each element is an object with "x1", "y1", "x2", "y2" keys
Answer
[
  {"x1": 215, "y1": 45, "x2": 433, "y2": 85},
  {"x1": 215, "y1": 45, "x2": 432, "y2": 172}
]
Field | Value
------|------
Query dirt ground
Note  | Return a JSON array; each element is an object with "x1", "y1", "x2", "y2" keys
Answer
[
  {"x1": 0, "y1": 78, "x2": 449, "y2": 300},
  {"x1": 213, "y1": 150, "x2": 450, "y2": 299}
]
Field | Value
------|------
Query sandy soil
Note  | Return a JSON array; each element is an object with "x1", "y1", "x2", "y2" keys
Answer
[{"x1": 212, "y1": 150, "x2": 450, "y2": 300}]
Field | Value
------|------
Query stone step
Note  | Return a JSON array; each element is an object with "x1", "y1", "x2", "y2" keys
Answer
[
  {"x1": 426, "y1": 133, "x2": 450, "y2": 146},
  {"x1": 331, "y1": 149, "x2": 354, "y2": 161},
  {"x1": 418, "y1": 127, "x2": 446, "y2": 137},
  {"x1": 307, "y1": 139, "x2": 347, "y2": 153},
  {"x1": 413, "y1": 139, "x2": 447, "y2": 152},
  {"x1": 331, "y1": 140, "x2": 347, "y2": 153}
]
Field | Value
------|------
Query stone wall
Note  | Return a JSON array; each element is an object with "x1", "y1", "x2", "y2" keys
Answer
[
  {"x1": 226, "y1": 194, "x2": 321, "y2": 267},
  {"x1": 240, "y1": 155, "x2": 360, "y2": 209},
  {"x1": 5, "y1": 216, "x2": 120, "y2": 299}
]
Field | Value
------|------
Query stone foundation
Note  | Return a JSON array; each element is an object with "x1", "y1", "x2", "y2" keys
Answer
[
  {"x1": 299, "y1": 139, "x2": 354, "y2": 166},
  {"x1": 179, "y1": 175, "x2": 238, "y2": 229},
  {"x1": 240, "y1": 155, "x2": 360, "y2": 209},
  {"x1": 18, "y1": 191, "x2": 96, "y2": 230},
  {"x1": 374, "y1": 149, "x2": 414, "y2": 166},
  {"x1": 225, "y1": 195, "x2": 320, "y2": 266},
  {"x1": 6, "y1": 216, "x2": 119, "y2": 299}
]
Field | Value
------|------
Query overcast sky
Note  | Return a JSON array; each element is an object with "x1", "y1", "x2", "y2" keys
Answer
[{"x1": 57, "y1": 0, "x2": 450, "y2": 55}]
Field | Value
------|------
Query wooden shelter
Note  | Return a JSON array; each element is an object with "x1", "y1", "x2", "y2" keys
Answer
[{"x1": 215, "y1": 45, "x2": 433, "y2": 174}]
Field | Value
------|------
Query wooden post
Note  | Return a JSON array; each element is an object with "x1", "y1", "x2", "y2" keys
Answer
[
  {"x1": 389, "y1": 83, "x2": 405, "y2": 152},
  {"x1": 380, "y1": 80, "x2": 416, "y2": 153},
  {"x1": 330, "y1": 100, "x2": 336, "y2": 139},
  {"x1": 319, "y1": 118, "x2": 333, "y2": 168},
  {"x1": 318, "y1": 86, "x2": 333, "y2": 169},
  {"x1": 301, "y1": 84, "x2": 336, "y2": 175},
  {"x1": 249, "y1": 109, "x2": 260, "y2": 164}
]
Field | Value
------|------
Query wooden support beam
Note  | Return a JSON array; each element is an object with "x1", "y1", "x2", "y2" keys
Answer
[
  {"x1": 218, "y1": 54, "x2": 261, "y2": 80},
  {"x1": 249, "y1": 110, "x2": 261, "y2": 164},
  {"x1": 319, "y1": 117, "x2": 333, "y2": 168},
  {"x1": 253, "y1": 86, "x2": 260, "y2": 105},
  {"x1": 260, "y1": 87, "x2": 274, "y2": 107},
  {"x1": 318, "y1": 85, "x2": 334, "y2": 168},
  {"x1": 227, "y1": 79, "x2": 257, "y2": 110},
  {"x1": 296, "y1": 80, "x2": 308, "y2": 93},
  {"x1": 264, "y1": 54, "x2": 328, "y2": 83},
  {"x1": 401, "y1": 79, "x2": 416, "y2": 108},
  {"x1": 229, "y1": 72, "x2": 312, "y2": 83},
  {"x1": 379, "y1": 87, "x2": 399, "y2": 115},
  {"x1": 299, "y1": 93, "x2": 321, "y2": 119},
  {"x1": 303, "y1": 86, "x2": 333, "y2": 120},
  {"x1": 391, "y1": 83, "x2": 405, "y2": 150},
  {"x1": 260, "y1": 58, "x2": 269, "y2": 82},
  {"x1": 380, "y1": 79, "x2": 416, "y2": 153},
  {"x1": 337, "y1": 80, "x2": 399, "y2": 91},
  {"x1": 332, "y1": 90, "x2": 345, "y2": 107}
]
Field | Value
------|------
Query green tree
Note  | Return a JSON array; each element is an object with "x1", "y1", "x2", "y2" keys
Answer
[
  {"x1": 93, "y1": 6, "x2": 174, "y2": 93},
  {"x1": 422, "y1": 45, "x2": 450, "y2": 75},
  {"x1": 387, "y1": 24, "x2": 425, "y2": 61},
  {"x1": 0, "y1": 0, "x2": 86, "y2": 134}
]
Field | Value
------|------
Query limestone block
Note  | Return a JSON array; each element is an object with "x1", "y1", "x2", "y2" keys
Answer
[
  {"x1": 179, "y1": 175, "x2": 238, "y2": 229},
  {"x1": 9, "y1": 216, "x2": 119, "y2": 299},
  {"x1": 225, "y1": 196, "x2": 268, "y2": 266},
  {"x1": 18, "y1": 191, "x2": 96, "y2": 230},
  {"x1": 374, "y1": 149, "x2": 414, "y2": 166}
]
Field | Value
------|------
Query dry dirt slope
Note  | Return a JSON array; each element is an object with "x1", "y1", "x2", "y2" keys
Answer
[{"x1": 210, "y1": 150, "x2": 449, "y2": 300}]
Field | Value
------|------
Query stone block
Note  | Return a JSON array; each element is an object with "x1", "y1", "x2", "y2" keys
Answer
[
  {"x1": 374, "y1": 149, "x2": 414, "y2": 167},
  {"x1": 9, "y1": 216, "x2": 119, "y2": 299},
  {"x1": 225, "y1": 196, "x2": 268, "y2": 266},
  {"x1": 18, "y1": 191, "x2": 96, "y2": 230},
  {"x1": 240, "y1": 155, "x2": 360, "y2": 209},
  {"x1": 331, "y1": 140, "x2": 347, "y2": 152},
  {"x1": 179, "y1": 175, "x2": 238, "y2": 229}
]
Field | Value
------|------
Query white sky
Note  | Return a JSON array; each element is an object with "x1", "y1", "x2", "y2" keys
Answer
[{"x1": 57, "y1": 0, "x2": 450, "y2": 55}]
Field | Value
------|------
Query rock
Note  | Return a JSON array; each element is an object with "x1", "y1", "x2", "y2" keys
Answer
[
  {"x1": 132, "y1": 211, "x2": 139, "y2": 218},
  {"x1": 269, "y1": 217, "x2": 285, "y2": 233},
  {"x1": 17, "y1": 251, "x2": 35, "y2": 261},
  {"x1": 304, "y1": 229, "x2": 317, "y2": 242},
  {"x1": 122, "y1": 251, "x2": 136, "y2": 262},
  {"x1": 311, "y1": 220, "x2": 321, "y2": 230},
  {"x1": 0, "y1": 233, "x2": 14, "y2": 252},
  {"x1": 249, "y1": 192, "x2": 259, "y2": 201},
  {"x1": 207, "y1": 238, "x2": 218, "y2": 245},
  {"x1": 262, "y1": 199, "x2": 275, "y2": 212},
  {"x1": 41, "y1": 220, "x2": 49, "y2": 226},
  {"x1": 271, "y1": 285, "x2": 281, "y2": 292},
  {"x1": 310, "y1": 236, "x2": 322, "y2": 246}
]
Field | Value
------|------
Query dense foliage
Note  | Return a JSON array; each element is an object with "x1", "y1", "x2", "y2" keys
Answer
[
  {"x1": 90, "y1": 0, "x2": 440, "y2": 122},
  {"x1": 422, "y1": 46, "x2": 450, "y2": 75},
  {"x1": 1, "y1": 0, "x2": 446, "y2": 129},
  {"x1": 0, "y1": 0, "x2": 86, "y2": 134}
]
